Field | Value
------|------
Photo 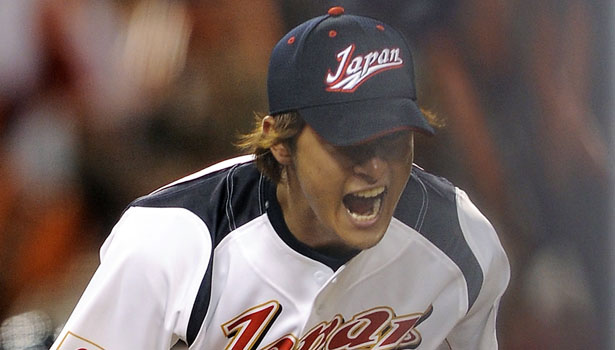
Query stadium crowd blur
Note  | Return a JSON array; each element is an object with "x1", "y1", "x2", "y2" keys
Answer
[{"x1": 0, "y1": 0, "x2": 611, "y2": 349}]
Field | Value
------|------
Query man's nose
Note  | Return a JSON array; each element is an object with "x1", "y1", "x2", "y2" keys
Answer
[{"x1": 352, "y1": 156, "x2": 387, "y2": 183}]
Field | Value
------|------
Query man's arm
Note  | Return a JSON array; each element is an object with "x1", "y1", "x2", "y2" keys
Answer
[
  {"x1": 443, "y1": 189, "x2": 510, "y2": 349},
  {"x1": 51, "y1": 206, "x2": 212, "y2": 349}
]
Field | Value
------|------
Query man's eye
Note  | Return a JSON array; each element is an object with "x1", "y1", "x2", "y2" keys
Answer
[
  {"x1": 341, "y1": 147, "x2": 367, "y2": 160},
  {"x1": 334, "y1": 133, "x2": 411, "y2": 162}
]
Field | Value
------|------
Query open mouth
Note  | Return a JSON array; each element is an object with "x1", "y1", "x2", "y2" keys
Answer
[{"x1": 343, "y1": 186, "x2": 386, "y2": 222}]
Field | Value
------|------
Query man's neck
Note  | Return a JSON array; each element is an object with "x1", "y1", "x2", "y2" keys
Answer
[{"x1": 275, "y1": 181, "x2": 358, "y2": 257}]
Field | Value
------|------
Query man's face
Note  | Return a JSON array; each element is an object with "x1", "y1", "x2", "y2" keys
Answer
[{"x1": 280, "y1": 125, "x2": 414, "y2": 253}]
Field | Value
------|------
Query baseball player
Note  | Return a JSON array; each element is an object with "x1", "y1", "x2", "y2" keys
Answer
[{"x1": 51, "y1": 7, "x2": 509, "y2": 350}]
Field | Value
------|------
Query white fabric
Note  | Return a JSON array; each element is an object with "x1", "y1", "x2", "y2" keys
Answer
[{"x1": 51, "y1": 159, "x2": 509, "y2": 350}]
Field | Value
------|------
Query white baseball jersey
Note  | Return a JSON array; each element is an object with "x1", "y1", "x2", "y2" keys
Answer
[{"x1": 51, "y1": 155, "x2": 509, "y2": 350}]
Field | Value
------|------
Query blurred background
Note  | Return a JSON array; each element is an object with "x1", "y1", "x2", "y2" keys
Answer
[{"x1": 0, "y1": 0, "x2": 612, "y2": 349}]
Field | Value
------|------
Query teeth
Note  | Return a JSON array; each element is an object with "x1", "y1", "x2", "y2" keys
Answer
[
  {"x1": 347, "y1": 197, "x2": 382, "y2": 221},
  {"x1": 353, "y1": 186, "x2": 386, "y2": 198},
  {"x1": 343, "y1": 186, "x2": 386, "y2": 222}
]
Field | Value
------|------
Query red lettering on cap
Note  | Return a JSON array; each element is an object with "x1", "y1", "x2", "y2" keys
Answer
[{"x1": 328, "y1": 7, "x2": 344, "y2": 16}]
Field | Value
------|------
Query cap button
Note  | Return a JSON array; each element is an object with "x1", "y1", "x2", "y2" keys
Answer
[{"x1": 328, "y1": 6, "x2": 344, "y2": 16}]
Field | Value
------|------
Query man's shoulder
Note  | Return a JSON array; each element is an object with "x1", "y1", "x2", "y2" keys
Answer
[
  {"x1": 132, "y1": 155, "x2": 258, "y2": 204},
  {"x1": 409, "y1": 165, "x2": 457, "y2": 202},
  {"x1": 396, "y1": 165, "x2": 486, "y2": 310},
  {"x1": 127, "y1": 155, "x2": 268, "y2": 244},
  {"x1": 395, "y1": 165, "x2": 457, "y2": 228}
]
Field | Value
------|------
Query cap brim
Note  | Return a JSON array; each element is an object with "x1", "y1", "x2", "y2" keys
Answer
[{"x1": 298, "y1": 98, "x2": 435, "y2": 146}]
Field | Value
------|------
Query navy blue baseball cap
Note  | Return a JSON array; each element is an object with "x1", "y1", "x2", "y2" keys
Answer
[{"x1": 267, "y1": 6, "x2": 434, "y2": 146}]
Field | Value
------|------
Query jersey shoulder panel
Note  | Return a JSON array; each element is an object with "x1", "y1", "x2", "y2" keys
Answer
[
  {"x1": 51, "y1": 206, "x2": 213, "y2": 348},
  {"x1": 395, "y1": 165, "x2": 484, "y2": 312},
  {"x1": 129, "y1": 155, "x2": 267, "y2": 245},
  {"x1": 127, "y1": 156, "x2": 268, "y2": 344},
  {"x1": 455, "y1": 189, "x2": 510, "y2": 313}
]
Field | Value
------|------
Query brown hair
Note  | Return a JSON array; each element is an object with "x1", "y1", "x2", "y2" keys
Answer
[{"x1": 236, "y1": 111, "x2": 305, "y2": 183}]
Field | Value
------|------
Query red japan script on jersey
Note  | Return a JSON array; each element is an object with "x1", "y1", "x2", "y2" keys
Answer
[
  {"x1": 221, "y1": 303, "x2": 432, "y2": 350},
  {"x1": 221, "y1": 301, "x2": 282, "y2": 350}
]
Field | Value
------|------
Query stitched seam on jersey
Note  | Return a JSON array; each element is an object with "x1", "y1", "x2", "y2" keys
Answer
[
  {"x1": 225, "y1": 165, "x2": 238, "y2": 231},
  {"x1": 257, "y1": 173, "x2": 265, "y2": 214},
  {"x1": 226, "y1": 162, "x2": 256, "y2": 230},
  {"x1": 414, "y1": 175, "x2": 429, "y2": 230}
]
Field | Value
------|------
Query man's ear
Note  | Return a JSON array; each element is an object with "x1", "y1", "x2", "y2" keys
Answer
[{"x1": 263, "y1": 116, "x2": 292, "y2": 165}]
